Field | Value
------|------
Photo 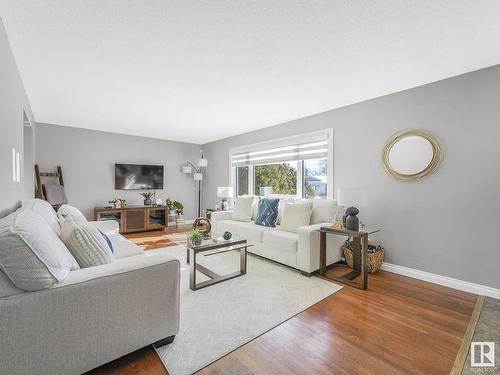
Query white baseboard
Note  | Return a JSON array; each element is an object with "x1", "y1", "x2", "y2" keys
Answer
[{"x1": 381, "y1": 262, "x2": 500, "y2": 300}]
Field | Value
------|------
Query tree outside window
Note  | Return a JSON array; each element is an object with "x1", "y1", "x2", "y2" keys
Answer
[{"x1": 254, "y1": 162, "x2": 297, "y2": 196}]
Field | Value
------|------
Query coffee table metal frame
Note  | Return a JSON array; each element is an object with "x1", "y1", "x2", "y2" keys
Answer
[{"x1": 186, "y1": 238, "x2": 251, "y2": 290}]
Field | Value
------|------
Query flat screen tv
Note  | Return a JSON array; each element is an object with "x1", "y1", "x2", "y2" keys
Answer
[{"x1": 115, "y1": 164, "x2": 164, "y2": 190}]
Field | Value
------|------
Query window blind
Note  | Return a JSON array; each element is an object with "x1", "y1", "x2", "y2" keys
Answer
[{"x1": 231, "y1": 137, "x2": 329, "y2": 166}]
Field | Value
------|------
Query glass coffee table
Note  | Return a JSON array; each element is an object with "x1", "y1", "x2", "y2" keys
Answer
[{"x1": 186, "y1": 238, "x2": 253, "y2": 290}]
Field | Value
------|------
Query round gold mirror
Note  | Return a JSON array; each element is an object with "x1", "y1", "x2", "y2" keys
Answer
[{"x1": 381, "y1": 129, "x2": 443, "y2": 181}]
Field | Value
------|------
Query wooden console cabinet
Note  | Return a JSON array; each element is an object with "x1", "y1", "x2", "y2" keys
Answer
[{"x1": 94, "y1": 205, "x2": 169, "y2": 234}]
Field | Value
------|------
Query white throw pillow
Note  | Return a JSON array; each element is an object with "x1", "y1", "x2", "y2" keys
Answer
[
  {"x1": 58, "y1": 204, "x2": 87, "y2": 224},
  {"x1": 276, "y1": 197, "x2": 295, "y2": 225},
  {"x1": 0, "y1": 209, "x2": 59, "y2": 291},
  {"x1": 280, "y1": 202, "x2": 313, "y2": 233},
  {"x1": 60, "y1": 222, "x2": 114, "y2": 268},
  {"x1": 310, "y1": 199, "x2": 338, "y2": 224},
  {"x1": 232, "y1": 196, "x2": 256, "y2": 222},
  {"x1": 13, "y1": 210, "x2": 79, "y2": 278},
  {"x1": 23, "y1": 198, "x2": 61, "y2": 236},
  {"x1": 251, "y1": 196, "x2": 260, "y2": 221}
]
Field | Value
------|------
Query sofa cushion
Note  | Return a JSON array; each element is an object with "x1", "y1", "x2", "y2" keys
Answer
[
  {"x1": 23, "y1": 198, "x2": 61, "y2": 236},
  {"x1": 263, "y1": 230, "x2": 298, "y2": 253},
  {"x1": 236, "y1": 221, "x2": 275, "y2": 243},
  {"x1": 255, "y1": 198, "x2": 279, "y2": 227},
  {"x1": 216, "y1": 220, "x2": 241, "y2": 237},
  {"x1": 280, "y1": 202, "x2": 313, "y2": 233},
  {"x1": 58, "y1": 204, "x2": 87, "y2": 224},
  {"x1": 61, "y1": 222, "x2": 115, "y2": 268},
  {"x1": 108, "y1": 233, "x2": 145, "y2": 259},
  {"x1": 310, "y1": 199, "x2": 338, "y2": 224},
  {"x1": 232, "y1": 196, "x2": 256, "y2": 222}
]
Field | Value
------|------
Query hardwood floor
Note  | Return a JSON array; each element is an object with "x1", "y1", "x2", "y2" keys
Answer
[{"x1": 87, "y1": 229, "x2": 477, "y2": 375}]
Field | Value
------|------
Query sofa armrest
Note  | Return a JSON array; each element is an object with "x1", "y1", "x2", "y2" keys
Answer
[
  {"x1": 210, "y1": 210, "x2": 234, "y2": 238},
  {"x1": 89, "y1": 219, "x2": 120, "y2": 234},
  {"x1": 297, "y1": 223, "x2": 344, "y2": 273},
  {"x1": 0, "y1": 253, "x2": 180, "y2": 375}
]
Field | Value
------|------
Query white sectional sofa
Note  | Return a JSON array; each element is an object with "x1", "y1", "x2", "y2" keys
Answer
[
  {"x1": 211, "y1": 198, "x2": 344, "y2": 275},
  {"x1": 0, "y1": 202, "x2": 180, "y2": 375}
]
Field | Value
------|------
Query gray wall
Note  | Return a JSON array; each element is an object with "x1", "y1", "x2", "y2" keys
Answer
[
  {"x1": 201, "y1": 65, "x2": 500, "y2": 289},
  {"x1": 35, "y1": 123, "x2": 201, "y2": 220},
  {"x1": 0, "y1": 19, "x2": 35, "y2": 217}
]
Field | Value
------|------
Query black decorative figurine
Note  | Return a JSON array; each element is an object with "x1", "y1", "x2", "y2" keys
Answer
[
  {"x1": 345, "y1": 206, "x2": 360, "y2": 231},
  {"x1": 223, "y1": 231, "x2": 232, "y2": 240}
]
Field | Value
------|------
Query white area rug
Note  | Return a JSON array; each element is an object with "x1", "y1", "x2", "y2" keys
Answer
[{"x1": 149, "y1": 245, "x2": 342, "y2": 375}]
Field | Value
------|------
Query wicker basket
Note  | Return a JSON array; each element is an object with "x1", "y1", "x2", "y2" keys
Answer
[{"x1": 343, "y1": 245, "x2": 385, "y2": 273}]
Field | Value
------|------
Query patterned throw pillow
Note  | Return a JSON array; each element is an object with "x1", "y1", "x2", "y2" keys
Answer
[{"x1": 255, "y1": 198, "x2": 280, "y2": 227}]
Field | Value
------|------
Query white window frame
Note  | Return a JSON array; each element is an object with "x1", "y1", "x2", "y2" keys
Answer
[{"x1": 229, "y1": 129, "x2": 333, "y2": 199}]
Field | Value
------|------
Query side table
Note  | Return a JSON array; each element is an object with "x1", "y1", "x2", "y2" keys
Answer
[{"x1": 319, "y1": 226, "x2": 380, "y2": 290}]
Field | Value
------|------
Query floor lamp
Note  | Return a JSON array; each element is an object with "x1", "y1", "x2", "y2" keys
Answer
[{"x1": 182, "y1": 149, "x2": 207, "y2": 218}]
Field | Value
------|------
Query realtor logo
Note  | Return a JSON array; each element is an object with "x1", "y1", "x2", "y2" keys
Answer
[{"x1": 471, "y1": 342, "x2": 495, "y2": 367}]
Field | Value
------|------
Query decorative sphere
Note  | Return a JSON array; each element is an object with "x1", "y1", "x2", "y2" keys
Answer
[{"x1": 223, "y1": 231, "x2": 232, "y2": 240}]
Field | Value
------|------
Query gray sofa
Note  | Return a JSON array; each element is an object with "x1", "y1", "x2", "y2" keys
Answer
[{"x1": 0, "y1": 207, "x2": 180, "y2": 375}]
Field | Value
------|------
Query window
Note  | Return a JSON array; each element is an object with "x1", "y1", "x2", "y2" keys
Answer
[
  {"x1": 303, "y1": 158, "x2": 327, "y2": 198},
  {"x1": 231, "y1": 130, "x2": 333, "y2": 199},
  {"x1": 254, "y1": 161, "x2": 297, "y2": 196},
  {"x1": 236, "y1": 166, "x2": 249, "y2": 196}
]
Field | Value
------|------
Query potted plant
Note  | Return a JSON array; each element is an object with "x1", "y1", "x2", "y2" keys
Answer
[
  {"x1": 141, "y1": 192, "x2": 154, "y2": 206},
  {"x1": 190, "y1": 229, "x2": 203, "y2": 246},
  {"x1": 165, "y1": 197, "x2": 174, "y2": 210},
  {"x1": 109, "y1": 198, "x2": 127, "y2": 208},
  {"x1": 173, "y1": 200, "x2": 185, "y2": 224}
]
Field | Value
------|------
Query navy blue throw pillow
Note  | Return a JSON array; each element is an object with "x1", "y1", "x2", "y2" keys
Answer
[
  {"x1": 98, "y1": 229, "x2": 114, "y2": 253},
  {"x1": 255, "y1": 198, "x2": 279, "y2": 227}
]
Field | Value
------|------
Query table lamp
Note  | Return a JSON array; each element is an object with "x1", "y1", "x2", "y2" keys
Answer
[
  {"x1": 337, "y1": 188, "x2": 368, "y2": 231},
  {"x1": 217, "y1": 187, "x2": 233, "y2": 211}
]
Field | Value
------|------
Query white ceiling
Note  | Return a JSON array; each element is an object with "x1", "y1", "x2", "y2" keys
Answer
[{"x1": 1, "y1": 1, "x2": 500, "y2": 144}]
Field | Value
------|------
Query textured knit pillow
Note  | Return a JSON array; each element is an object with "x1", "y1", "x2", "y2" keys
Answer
[
  {"x1": 232, "y1": 196, "x2": 256, "y2": 222},
  {"x1": 280, "y1": 202, "x2": 313, "y2": 233},
  {"x1": 60, "y1": 222, "x2": 114, "y2": 268},
  {"x1": 57, "y1": 204, "x2": 87, "y2": 224},
  {"x1": 255, "y1": 198, "x2": 279, "y2": 227}
]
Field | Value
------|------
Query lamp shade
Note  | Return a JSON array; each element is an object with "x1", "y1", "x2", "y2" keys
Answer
[
  {"x1": 182, "y1": 165, "x2": 192, "y2": 174},
  {"x1": 197, "y1": 158, "x2": 208, "y2": 168},
  {"x1": 217, "y1": 186, "x2": 233, "y2": 198},
  {"x1": 337, "y1": 188, "x2": 368, "y2": 208},
  {"x1": 193, "y1": 172, "x2": 203, "y2": 181}
]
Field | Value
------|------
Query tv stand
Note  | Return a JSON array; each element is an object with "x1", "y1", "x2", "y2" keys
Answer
[{"x1": 94, "y1": 205, "x2": 169, "y2": 234}]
